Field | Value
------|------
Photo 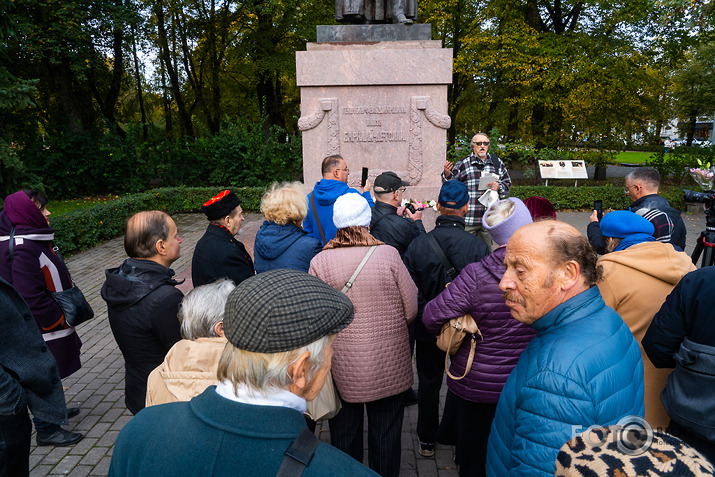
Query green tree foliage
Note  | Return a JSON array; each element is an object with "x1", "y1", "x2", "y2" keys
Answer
[{"x1": 672, "y1": 40, "x2": 715, "y2": 145}]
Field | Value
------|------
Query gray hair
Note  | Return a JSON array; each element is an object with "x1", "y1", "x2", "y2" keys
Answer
[
  {"x1": 485, "y1": 199, "x2": 515, "y2": 227},
  {"x1": 217, "y1": 335, "x2": 332, "y2": 396},
  {"x1": 625, "y1": 167, "x2": 660, "y2": 190},
  {"x1": 179, "y1": 279, "x2": 236, "y2": 340}
]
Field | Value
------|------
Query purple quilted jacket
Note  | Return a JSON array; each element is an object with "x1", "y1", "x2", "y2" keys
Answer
[{"x1": 422, "y1": 246, "x2": 536, "y2": 403}]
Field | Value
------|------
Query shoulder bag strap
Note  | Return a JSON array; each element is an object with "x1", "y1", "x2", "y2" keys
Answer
[
  {"x1": 341, "y1": 245, "x2": 377, "y2": 294},
  {"x1": 310, "y1": 193, "x2": 327, "y2": 245},
  {"x1": 275, "y1": 427, "x2": 320, "y2": 477},
  {"x1": 9, "y1": 226, "x2": 15, "y2": 262},
  {"x1": 426, "y1": 234, "x2": 458, "y2": 281}
]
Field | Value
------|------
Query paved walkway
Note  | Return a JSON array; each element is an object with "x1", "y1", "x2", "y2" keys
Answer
[{"x1": 30, "y1": 210, "x2": 705, "y2": 476}]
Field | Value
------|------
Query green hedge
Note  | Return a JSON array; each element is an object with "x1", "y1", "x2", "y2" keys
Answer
[
  {"x1": 50, "y1": 184, "x2": 692, "y2": 257},
  {"x1": 53, "y1": 186, "x2": 265, "y2": 256},
  {"x1": 511, "y1": 184, "x2": 686, "y2": 211}
]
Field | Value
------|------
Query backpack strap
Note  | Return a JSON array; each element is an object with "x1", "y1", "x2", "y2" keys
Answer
[
  {"x1": 426, "y1": 234, "x2": 458, "y2": 281},
  {"x1": 310, "y1": 193, "x2": 327, "y2": 245},
  {"x1": 275, "y1": 427, "x2": 320, "y2": 477}
]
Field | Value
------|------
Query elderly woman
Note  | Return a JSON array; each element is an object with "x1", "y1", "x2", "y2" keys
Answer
[
  {"x1": 309, "y1": 193, "x2": 417, "y2": 477},
  {"x1": 146, "y1": 279, "x2": 234, "y2": 406},
  {"x1": 254, "y1": 182, "x2": 323, "y2": 273},
  {"x1": 0, "y1": 190, "x2": 84, "y2": 446},
  {"x1": 422, "y1": 198, "x2": 536, "y2": 477},
  {"x1": 597, "y1": 210, "x2": 694, "y2": 429}
]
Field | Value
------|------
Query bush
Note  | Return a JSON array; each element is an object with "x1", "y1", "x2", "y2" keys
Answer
[
  {"x1": 52, "y1": 186, "x2": 265, "y2": 256},
  {"x1": 646, "y1": 147, "x2": 715, "y2": 184}
]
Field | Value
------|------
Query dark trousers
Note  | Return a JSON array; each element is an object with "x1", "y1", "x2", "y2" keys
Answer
[
  {"x1": 0, "y1": 407, "x2": 31, "y2": 477},
  {"x1": 415, "y1": 339, "x2": 446, "y2": 444},
  {"x1": 437, "y1": 392, "x2": 497, "y2": 477},
  {"x1": 329, "y1": 393, "x2": 404, "y2": 477},
  {"x1": 33, "y1": 417, "x2": 61, "y2": 436}
]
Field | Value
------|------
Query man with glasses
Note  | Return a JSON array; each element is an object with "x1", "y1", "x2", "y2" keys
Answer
[
  {"x1": 304, "y1": 155, "x2": 374, "y2": 245},
  {"x1": 443, "y1": 133, "x2": 511, "y2": 246},
  {"x1": 370, "y1": 171, "x2": 425, "y2": 258},
  {"x1": 587, "y1": 167, "x2": 686, "y2": 254}
]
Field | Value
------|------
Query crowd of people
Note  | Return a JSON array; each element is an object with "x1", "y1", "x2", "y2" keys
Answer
[{"x1": 2, "y1": 135, "x2": 715, "y2": 477}]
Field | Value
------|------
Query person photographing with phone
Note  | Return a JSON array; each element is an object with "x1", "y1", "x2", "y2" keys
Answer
[{"x1": 370, "y1": 171, "x2": 426, "y2": 259}]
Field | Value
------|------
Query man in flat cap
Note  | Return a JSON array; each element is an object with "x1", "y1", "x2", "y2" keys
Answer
[
  {"x1": 370, "y1": 171, "x2": 425, "y2": 259},
  {"x1": 192, "y1": 190, "x2": 254, "y2": 288},
  {"x1": 109, "y1": 269, "x2": 377, "y2": 477}
]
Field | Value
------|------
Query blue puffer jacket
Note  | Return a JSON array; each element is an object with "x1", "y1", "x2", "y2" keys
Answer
[
  {"x1": 486, "y1": 286, "x2": 644, "y2": 477},
  {"x1": 254, "y1": 221, "x2": 323, "y2": 274},
  {"x1": 303, "y1": 180, "x2": 374, "y2": 245}
]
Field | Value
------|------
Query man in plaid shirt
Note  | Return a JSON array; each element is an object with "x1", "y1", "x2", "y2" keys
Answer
[{"x1": 442, "y1": 133, "x2": 511, "y2": 245}]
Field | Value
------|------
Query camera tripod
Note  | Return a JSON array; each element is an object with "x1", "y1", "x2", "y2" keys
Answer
[{"x1": 691, "y1": 206, "x2": 715, "y2": 268}]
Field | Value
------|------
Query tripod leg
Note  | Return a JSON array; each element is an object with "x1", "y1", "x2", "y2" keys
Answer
[{"x1": 692, "y1": 234, "x2": 704, "y2": 265}]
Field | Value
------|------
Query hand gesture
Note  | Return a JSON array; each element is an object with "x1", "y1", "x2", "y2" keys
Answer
[{"x1": 443, "y1": 161, "x2": 453, "y2": 178}]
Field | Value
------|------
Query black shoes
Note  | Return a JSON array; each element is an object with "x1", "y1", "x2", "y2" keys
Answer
[
  {"x1": 36, "y1": 428, "x2": 84, "y2": 447},
  {"x1": 67, "y1": 407, "x2": 80, "y2": 419}
]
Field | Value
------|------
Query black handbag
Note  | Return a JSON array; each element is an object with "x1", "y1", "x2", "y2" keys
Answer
[{"x1": 49, "y1": 285, "x2": 95, "y2": 327}]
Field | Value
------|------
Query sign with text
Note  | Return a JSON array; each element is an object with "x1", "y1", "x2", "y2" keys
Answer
[{"x1": 538, "y1": 160, "x2": 588, "y2": 180}]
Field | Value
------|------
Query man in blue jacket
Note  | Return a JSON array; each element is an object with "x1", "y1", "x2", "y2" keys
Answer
[
  {"x1": 487, "y1": 220, "x2": 644, "y2": 477},
  {"x1": 304, "y1": 155, "x2": 374, "y2": 245}
]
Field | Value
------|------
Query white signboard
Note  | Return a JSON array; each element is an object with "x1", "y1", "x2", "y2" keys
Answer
[{"x1": 538, "y1": 160, "x2": 589, "y2": 180}]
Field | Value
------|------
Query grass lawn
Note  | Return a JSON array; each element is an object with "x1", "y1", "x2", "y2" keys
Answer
[
  {"x1": 616, "y1": 151, "x2": 658, "y2": 164},
  {"x1": 50, "y1": 195, "x2": 119, "y2": 215}
]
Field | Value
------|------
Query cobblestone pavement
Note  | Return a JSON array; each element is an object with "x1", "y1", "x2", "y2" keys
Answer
[{"x1": 29, "y1": 210, "x2": 704, "y2": 476}]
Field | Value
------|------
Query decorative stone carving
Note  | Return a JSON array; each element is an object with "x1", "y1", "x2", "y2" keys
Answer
[{"x1": 298, "y1": 98, "x2": 340, "y2": 158}]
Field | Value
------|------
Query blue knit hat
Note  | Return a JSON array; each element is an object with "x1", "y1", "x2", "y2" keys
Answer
[
  {"x1": 600, "y1": 211, "x2": 654, "y2": 238},
  {"x1": 438, "y1": 180, "x2": 469, "y2": 209}
]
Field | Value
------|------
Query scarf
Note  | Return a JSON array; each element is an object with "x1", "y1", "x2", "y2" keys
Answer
[{"x1": 322, "y1": 226, "x2": 383, "y2": 250}]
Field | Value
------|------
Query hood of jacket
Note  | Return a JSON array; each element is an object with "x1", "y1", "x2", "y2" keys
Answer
[
  {"x1": 101, "y1": 258, "x2": 180, "y2": 311},
  {"x1": 0, "y1": 191, "x2": 54, "y2": 239},
  {"x1": 312, "y1": 179, "x2": 350, "y2": 207},
  {"x1": 254, "y1": 221, "x2": 306, "y2": 260},
  {"x1": 598, "y1": 241, "x2": 694, "y2": 286},
  {"x1": 479, "y1": 245, "x2": 507, "y2": 283}
]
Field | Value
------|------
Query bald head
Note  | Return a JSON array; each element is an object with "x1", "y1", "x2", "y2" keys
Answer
[
  {"x1": 515, "y1": 221, "x2": 601, "y2": 287},
  {"x1": 124, "y1": 211, "x2": 172, "y2": 259},
  {"x1": 500, "y1": 221, "x2": 600, "y2": 324}
]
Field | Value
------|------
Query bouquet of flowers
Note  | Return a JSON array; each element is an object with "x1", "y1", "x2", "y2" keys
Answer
[
  {"x1": 402, "y1": 198, "x2": 438, "y2": 212},
  {"x1": 689, "y1": 160, "x2": 715, "y2": 191}
]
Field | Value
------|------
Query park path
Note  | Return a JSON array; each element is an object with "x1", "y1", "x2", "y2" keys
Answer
[{"x1": 29, "y1": 210, "x2": 705, "y2": 476}]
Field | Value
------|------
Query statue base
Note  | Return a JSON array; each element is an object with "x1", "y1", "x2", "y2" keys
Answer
[
  {"x1": 316, "y1": 24, "x2": 432, "y2": 42},
  {"x1": 296, "y1": 30, "x2": 453, "y2": 230}
]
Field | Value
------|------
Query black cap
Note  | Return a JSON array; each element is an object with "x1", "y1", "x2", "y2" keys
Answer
[{"x1": 374, "y1": 171, "x2": 409, "y2": 193}]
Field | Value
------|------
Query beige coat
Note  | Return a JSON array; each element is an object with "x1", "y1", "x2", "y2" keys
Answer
[
  {"x1": 598, "y1": 241, "x2": 695, "y2": 429},
  {"x1": 309, "y1": 243, "x2": 418, "y2": 403},
  {"x1": 145, "y1": 337, "x2": 228, "y2": 407}
]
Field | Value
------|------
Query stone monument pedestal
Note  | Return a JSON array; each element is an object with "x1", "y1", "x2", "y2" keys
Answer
[{"x1": 296, "y1": 25, "x2": 452, "y2": 228}]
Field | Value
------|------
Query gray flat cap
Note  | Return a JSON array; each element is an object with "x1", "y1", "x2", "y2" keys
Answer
[{"x1": 223, "y1": 269, "x2": 354, "y2": 353}]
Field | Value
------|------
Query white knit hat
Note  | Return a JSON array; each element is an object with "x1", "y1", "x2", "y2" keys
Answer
[{"x1": 333, "y1": 193, "x2": 372, "y2": 229}]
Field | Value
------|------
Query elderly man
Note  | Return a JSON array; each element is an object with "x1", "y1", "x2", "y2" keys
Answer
[
  {"x1": 146, "y1": 279, "x2": 235, "y2": 406},
  {"x1": 486, "y1": 221, "x2": 644, "y2": 477},
  {"x1": 1, "y1": 277, "x2": 82, "y2": 475},
  {"x1": 304, "y1": 155, "x2": 374, "y2": 245},
  {"x1": 370, "y1": 171, "x2": 425, "y2": 258},
  {"x1": 443, "y1": 133, "x2": 511, "y2": 245},
  {"x1": 588, "y1": 167, "x2": 686, "y2": 253},
  {"x1": 102, "y1": 211, "x2": 184, "y2": 415},
  {"x1": 192, "y1": 190, "x2": 254, "y2": 287},
  {"x1": 403, "y1": 180, "x2": 489, "y2": 458},
  {"x1": 109, "y1": 269, "x2": 377, "y2": 477}
]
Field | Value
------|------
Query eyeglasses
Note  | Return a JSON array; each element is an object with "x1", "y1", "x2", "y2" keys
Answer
[
  {"x1": 335, "y1": 168, "x2": 349, "y2": 173},
  {"x1": 623, "y1": 184, "x2": 637, "y2": 194},
  {"x1": 472, "y1": 141, "x2": 490, "y2": 146},
  {"x1": 398, "y1": 187, "x2": 406, "y2": 193}
]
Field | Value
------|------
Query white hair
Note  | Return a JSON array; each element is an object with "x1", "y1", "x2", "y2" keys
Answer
[
  {"x1": 217, "y1": 335, "x2": 333, "y2": 396},
  {"x1": 485, "y1": 199, "x2": 515, "y2": 227},
  {"x1": 179, "y1": 279, "x2": 236, "y2": 340}
]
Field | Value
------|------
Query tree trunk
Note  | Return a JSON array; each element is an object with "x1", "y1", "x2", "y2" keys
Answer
[{"x1": 131, "y1": 24, "x2": 148, "y2": 141}]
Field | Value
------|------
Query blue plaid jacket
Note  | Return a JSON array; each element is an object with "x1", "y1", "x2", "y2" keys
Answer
[{"x1": 442, "y1": 152, "x2": 511, "y2": 226}]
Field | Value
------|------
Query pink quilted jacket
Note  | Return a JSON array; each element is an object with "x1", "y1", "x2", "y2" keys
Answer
[{"x1": 309, "y1": 244, "x2": 417, "y2": 403}]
